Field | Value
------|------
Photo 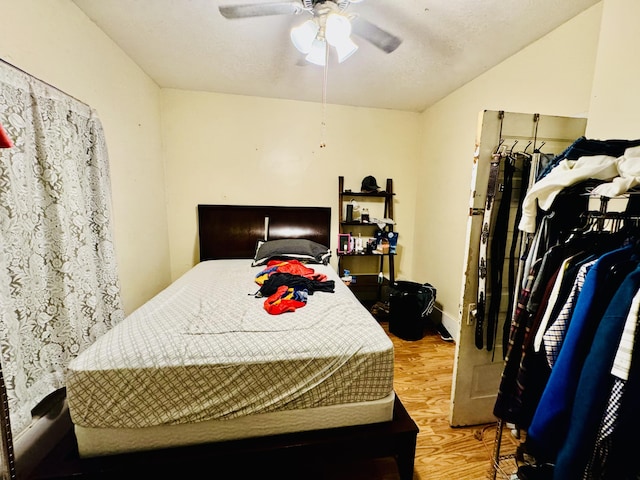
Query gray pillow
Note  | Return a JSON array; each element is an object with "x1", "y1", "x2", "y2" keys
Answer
[{"x1": 252, "y1": 239, "x2": 331, "y2": 267}]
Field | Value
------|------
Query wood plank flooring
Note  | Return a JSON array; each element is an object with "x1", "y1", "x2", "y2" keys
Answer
[
  {"x1": 381, "y1": 321, "x2": 521, "y2": 480},
  {"x1": 319, "y1": 320, "x2": 523, "y2": 480}
]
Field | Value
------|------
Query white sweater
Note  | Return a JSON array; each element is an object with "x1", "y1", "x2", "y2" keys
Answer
[{"x1": 518, "y1": 146, "x2": 640, "y2": 233}]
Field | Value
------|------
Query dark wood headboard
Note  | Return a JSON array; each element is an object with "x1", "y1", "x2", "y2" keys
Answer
[{"x1": 197, "y1": 205, "x2": 332, "y2": 261}]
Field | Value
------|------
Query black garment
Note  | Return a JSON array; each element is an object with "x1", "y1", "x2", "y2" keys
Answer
[
  {"x1": 543, "y1": 180, "x2": 605, "y2": 245},
  {"x1": 257, "y1": 272, "x2": 335, "y2": 297},
  {"x1": 517, "y1": 463, "x2": 554, "y2": 480}
]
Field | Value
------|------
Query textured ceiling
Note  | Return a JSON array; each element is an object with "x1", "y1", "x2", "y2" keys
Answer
[{"x1": 71, "y1": 0, "x2": 599, "y2": 112}]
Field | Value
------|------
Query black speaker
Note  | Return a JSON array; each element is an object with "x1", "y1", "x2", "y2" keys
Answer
[{"x1": 346, "y1": 204, "x2": 354, "y2": 222}]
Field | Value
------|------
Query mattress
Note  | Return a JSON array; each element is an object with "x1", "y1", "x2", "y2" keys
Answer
[
  {"x1": 66, "y1": 259, "x2": 395, "y2": 456},
  {"x1": 73, "y1": 392, "x2": 395, "y2": 457}
]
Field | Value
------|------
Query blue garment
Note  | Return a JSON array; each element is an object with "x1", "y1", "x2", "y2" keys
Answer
[
  {"x1": 553, "y1": 264, "x2": 640, "y2": 479},
  {"x1": 537, "y1": 136, "x2": 640, "y2": 180},
  {"x1": 526, "y1": 244, "x2": 635, "y2": 461}
]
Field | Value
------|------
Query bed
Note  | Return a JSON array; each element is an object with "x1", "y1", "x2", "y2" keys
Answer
[{"x1": 26, "y1": 205, "x2": 418, "y2": 479}]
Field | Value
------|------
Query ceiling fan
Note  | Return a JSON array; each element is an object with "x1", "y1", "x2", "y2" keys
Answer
[{"x1": 219, "y1": 0, "x2": 403, "y2": 65}]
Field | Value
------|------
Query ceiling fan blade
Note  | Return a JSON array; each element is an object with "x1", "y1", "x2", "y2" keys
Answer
[
  {"x1": 219, "y1": 1, "x2": 303, "y2": 19},
  {"x1": 351, "y1": 16, "x2": 402, "y2": 54}
]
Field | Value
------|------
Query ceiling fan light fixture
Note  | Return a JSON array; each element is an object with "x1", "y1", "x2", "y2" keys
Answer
[
  {"x1": 305, "y1": 38, "x2": 327, "y2": 66},
  {"x1": 325, "y1": 13, "x2": 352, "y2": 47},
  {"x1": 290, "y1": 19, "x2": 319, "y2": 54},
  {"x1": 334, "y1": 37, "x2": 358, "y2": 63}
]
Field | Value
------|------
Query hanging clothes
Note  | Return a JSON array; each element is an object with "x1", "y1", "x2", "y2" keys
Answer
[
  {"x1": 493, "y1": 255, "x2": 543, "y2": 426},
  {"x1": 525, "y1": 243, "x2": 638, "y2": 462},
  {"x1": 521, "y1": 146, "x2": 640, "y2": 234},
  {"x1": 492, "y1": 135, "x2": 640, "y2": 480},
  {"x1": 583, "y1": 289, "x2": 640, "y2": 479},
  {"x1": 539, "y1": 256, "x2": 597, "y2": 367},
  {"x1": 553, "y1": 264, "x2": 640, "y2": 479},
  {"x1": 536, "y1": 136, "x2": 640, "y2": 181},
  {"x1": 589, "y1": 149, "x2": 640, "y2": 197},
  {"x1": 531, "y1": 251, "x2": 591, "y2": 357},
  {"x1": 493, "y1": 183, "x2": 606, "y2": 426},
  {"x1": 519, "y1": 156, "x2": 620, "y2": 233},
  {"x1": 493, "y1": 236, "x2": 608, "y2": 427}
]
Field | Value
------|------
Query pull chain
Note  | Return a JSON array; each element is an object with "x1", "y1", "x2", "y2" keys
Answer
[{"x1": 320, "y1": 42, "x2": 329, "y2": 149}]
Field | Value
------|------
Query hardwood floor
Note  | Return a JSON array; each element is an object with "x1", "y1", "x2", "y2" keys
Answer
[{"x1": 382, "y1": 321, "x2": 521, "y2": 480}]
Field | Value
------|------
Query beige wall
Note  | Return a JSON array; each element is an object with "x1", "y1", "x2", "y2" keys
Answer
[
  {"x1": 1, "y1": 0, "x2": 420, "y2": 316},
  {"x1": 586, "y1": 0, "x2": 640, "y2": 138},
  {"x1": 2, "y1": 0, "x2": 630, "y2": 331},
  {"x1": 414, "y1": 4, "x2": 603, "y2": 333},
  {"x1": 161, "y1": 89, "x2": 420, "y2": 280},
  {"x1": 0, "y1": 0, "x2": 170, "y2": 314}
]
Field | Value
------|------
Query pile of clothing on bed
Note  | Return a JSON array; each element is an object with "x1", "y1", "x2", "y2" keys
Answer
[{"x1": 254, "y1": 259, "x2": 335, "y2": 314}]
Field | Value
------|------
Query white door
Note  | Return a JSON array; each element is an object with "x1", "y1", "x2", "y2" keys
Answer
[{"x1": 449, "y1": 110, "x2": 587, "y2": 426}]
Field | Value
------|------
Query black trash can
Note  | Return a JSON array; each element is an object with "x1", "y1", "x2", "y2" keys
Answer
[{"x1": 388, "y1": 281, "x2": 437, "y2": 341}]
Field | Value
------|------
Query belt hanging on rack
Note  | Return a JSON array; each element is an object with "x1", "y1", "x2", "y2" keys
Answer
[
  {"x1": 502, "y1": 151, "x2": 532, "y2": 355},
  {"x1": 475, "y1": 111, "x2": 504, "y2": 350},
  {"x1": 486, "y1": 150, "x2": 515, "y2": 351}
]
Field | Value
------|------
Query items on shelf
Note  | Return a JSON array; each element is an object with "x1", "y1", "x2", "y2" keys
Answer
[{"x1": 338, "y1": 176, "x2": 396, "y2": 309}]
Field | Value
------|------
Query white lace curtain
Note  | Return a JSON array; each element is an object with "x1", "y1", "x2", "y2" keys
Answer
[{"x1": 0, "y1": 61, "x2": 124, "y2": 437}]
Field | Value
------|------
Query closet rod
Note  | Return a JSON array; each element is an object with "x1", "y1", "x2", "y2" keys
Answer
[
  {"x1": 583, "y1": 211, "x2": 640, "y2": 221},
  {"x1": 582, "y1": 191, "x2": 640, "y2": 197}
]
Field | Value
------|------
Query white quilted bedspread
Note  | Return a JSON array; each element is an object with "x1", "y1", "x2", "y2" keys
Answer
[{"x1": 66, "y1": 260, "x2": 394, "y2": 429}]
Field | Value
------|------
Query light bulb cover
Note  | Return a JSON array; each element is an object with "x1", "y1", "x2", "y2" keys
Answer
[
  {"x1": 290, "y1": 19, "x2": 319, "y2": 54},
  {"x1": 325, "y1": 13, "x2": 352, "y2": 46},
  {"x1": 305, "y1": 38, "x2": 327, "y2": 66},
  {"x1": 335, "y1": 37, "x2": 358, "y2": 63}
]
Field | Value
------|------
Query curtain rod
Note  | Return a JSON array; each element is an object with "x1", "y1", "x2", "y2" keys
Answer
[{"x1": 0, "y1": 56, "x2": 90, "y2": 108}]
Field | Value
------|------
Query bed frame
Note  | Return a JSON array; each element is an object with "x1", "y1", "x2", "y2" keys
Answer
[
  {"x1": 25, "y1": 205, "x2": 418, "y2": 479},
  {"x1": 197, "y1": 204, "x2": 333, "y2": 261}
]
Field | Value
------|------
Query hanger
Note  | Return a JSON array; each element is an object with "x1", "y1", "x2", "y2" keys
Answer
[{"x1": 533, "y1": 141, "x2": 546, "y2": 154}]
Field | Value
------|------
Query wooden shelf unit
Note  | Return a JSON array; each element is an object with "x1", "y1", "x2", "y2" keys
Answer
[{"x1": 338, "y1": 176, "x2": 396, "y2": 306}]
